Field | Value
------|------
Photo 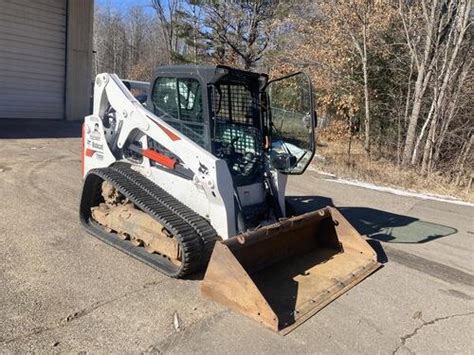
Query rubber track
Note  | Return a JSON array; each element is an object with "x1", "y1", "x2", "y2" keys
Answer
[
  {"x1": 110, "y1": 165, "x2": 219, "y2": 264},
  {"x1": 80, "y1": 166, "x2": 218, "y2": 278}
]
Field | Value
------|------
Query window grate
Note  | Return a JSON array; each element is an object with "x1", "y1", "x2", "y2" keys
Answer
[{"x1": 212, "y1": 84, "x2": 258, "y2": 126}]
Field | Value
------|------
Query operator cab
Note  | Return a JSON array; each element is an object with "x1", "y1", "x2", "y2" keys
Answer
[
  {"x1": 148, "y1": 65, "x2": 316, "y2": 230},
  {"x1": 148, "y1": 65, "x2": 315, "y2": 178},
  {"x1": 149, "y1": 66, "x2": 265, "y2": 187}
]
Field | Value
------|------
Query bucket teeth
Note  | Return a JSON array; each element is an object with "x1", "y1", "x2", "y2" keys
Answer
[{"x1": 201, "y1": 206, "x2": 381, "y2": 334}]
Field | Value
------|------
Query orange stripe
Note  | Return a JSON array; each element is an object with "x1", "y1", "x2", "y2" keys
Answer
[
  {"x1": 81, "y1": 123, "x2": 85, "y2": 176},
  {"x1": 85, "y1": 148, "x2": 96, "y2": 157},
  {"x1": 155, "y1": 122, "x2": 181, "y2": 141},
  {"x1": 142, "y1": 149, "x2": 176, "y2": 169}
]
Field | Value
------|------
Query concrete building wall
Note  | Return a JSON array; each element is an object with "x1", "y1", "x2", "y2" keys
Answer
[
  {"x1": 0, "y1": 0, "x2": 93, "y2": 120},
  {"x1": 65, "y1": 0, "x2": 94, "y2": 121},
  {"x1": 0, "y1": 0, "x2": 67, "y2": 119}
]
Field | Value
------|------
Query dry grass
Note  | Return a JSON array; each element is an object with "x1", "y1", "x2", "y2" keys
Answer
[{"x1": 314, "y1": 128, "x2": 473, "y2": 203}]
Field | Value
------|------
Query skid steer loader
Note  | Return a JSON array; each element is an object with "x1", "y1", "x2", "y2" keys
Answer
[{"x1": 80, "y1": 65, "x2": 380, "y2": 333}]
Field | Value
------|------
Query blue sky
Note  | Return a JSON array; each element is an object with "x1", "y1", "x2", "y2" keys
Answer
[{"x1": 96, "y1": 0, "x2": 155, "y2": 11}]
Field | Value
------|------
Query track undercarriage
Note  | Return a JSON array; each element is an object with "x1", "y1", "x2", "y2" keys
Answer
[
  {"x1": 91, "y1": 181, "x2": 182, "y2": 266},
  {"x1": 80, "y1": 165, "x2": 219, "y2": 278}
]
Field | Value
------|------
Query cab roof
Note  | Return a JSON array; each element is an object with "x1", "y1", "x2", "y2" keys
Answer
[{"x1": 153, "y1": 65, "x2": 268, "y2": 86}]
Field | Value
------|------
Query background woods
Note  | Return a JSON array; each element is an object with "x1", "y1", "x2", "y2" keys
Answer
[{"x1": 93, "y1": 0, "x2": 473, "y2": 199}]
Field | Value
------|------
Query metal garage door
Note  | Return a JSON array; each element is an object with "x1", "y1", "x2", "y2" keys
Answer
[{"x1": 0, "y1": 0, "x2": 66, "y2": 119}]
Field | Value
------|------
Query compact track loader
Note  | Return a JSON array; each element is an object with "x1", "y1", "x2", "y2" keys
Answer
[{"x1": 80, "y1": 65, "x2": 380, "y2": 333}]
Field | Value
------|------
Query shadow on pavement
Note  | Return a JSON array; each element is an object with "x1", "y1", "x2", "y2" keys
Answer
[
  {"x1": 0, "y1": 119, "x2": 81, "y2": 139},
  {"x1": 287, "y1": 195, "x2": 458, "y2": 246}
]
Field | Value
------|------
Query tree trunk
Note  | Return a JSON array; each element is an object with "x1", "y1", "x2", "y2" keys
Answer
[
  {"x1": 421, "y1": 114, "x2": 437, "y2": 175},
  {"x1": 454, "y1": 134, "x2": 473, "y2": 186},
  {"x1": 362, "y1": 24, "x2": 370, "y2": 154},
  {"x1": 397, "y1": 102, "x2": 402, "y2": 166},
  {"x1": 411, "y1": 88, "x2": 437, "y2": 165},
  {"x1": 363, "y1": 58, "x2": 370, "y2": 153},
  {"x1": 347, "y1": 114, "x2": 353, "y2": 161},
  {"x1": 402, "y1": 73, "x2": 425, "y2": 165},
  {"x1": 403, "y1": 56, "x2": 414, "y2": 124}
]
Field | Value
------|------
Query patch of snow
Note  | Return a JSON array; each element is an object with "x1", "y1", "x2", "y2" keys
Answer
[
  {"x1": 307, "y1": 165, "x2": 336, "y2": 178},
  {"x1": 321, "y1": 177, "x2": 474, "y2": 207},
  {"x1": 313, "y1": 153, "x2": 326, "y2": 161}
]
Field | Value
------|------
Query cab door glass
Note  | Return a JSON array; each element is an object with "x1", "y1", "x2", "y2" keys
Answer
[{"x1": 267, "y1": 72, "x2": 315, "y2": 174}]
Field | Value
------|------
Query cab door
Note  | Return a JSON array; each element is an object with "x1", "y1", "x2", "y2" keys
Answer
[{"x1": 265, "y1": 72, "x2": 316, "y2": 174}]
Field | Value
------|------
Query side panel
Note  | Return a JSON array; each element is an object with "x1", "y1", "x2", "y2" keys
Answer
[
  {"x1": 149, "y1": 167, "x2": 210, "y2": 219},
  {"x1": 147, "y1": 162, "x2": 236, "y2": 238},
  {"x1": 208, "y1": 159, "x2": 237, "y2": 238},
  {"x1": 82, "y1": 115, "x2": 116, "y2": 175}
]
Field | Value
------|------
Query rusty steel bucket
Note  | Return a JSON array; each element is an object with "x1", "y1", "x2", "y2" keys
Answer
[{"x1": 200, "y1": 206, "x2": 381, "y2": 334}]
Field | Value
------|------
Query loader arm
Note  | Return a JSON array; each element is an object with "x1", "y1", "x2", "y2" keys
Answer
[{"x1": 84, "y1": 73, "x2": 236, "y2": 238}]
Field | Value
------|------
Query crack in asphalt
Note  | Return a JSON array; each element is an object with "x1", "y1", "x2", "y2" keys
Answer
[
  {"x1": 392, "y1": 311, "x2": 474, "y2": 354},
  {"x1": 1, "y1": 279, "x2": 167, "y2": 345}
]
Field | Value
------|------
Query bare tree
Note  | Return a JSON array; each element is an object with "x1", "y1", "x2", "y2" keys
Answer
[
  {"x1": 400, "y1": 0, "x2": 456, "y2": 166},
  {"x1": 151, "y1": 0, "x2": 182, "y2": 63},
  {"x1": 127, "y1": 7, "x2": 149, "y2": 67},
  {"x1": 94, "y1": 6, "x2": 129, "y2": 77},
  {"x1": 94, "y1": 3, "x2": 169, "y2": 80},
  {"x1": 203, "y1": 0, "x2": 278, "y2": 69},
  {"x1": 420, "y1": 0, "x2": 472, "y2": 175},
  {"x1": 337, "y1": 0, "x2": 374, "y2": 153}
]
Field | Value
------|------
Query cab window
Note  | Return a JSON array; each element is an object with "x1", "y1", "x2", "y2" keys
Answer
[{"x1": 152, "y1": 77, "x2": 206, "y2": 147}]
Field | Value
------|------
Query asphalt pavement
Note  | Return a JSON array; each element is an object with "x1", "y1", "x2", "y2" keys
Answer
[{"x1": 1, "y1": 124, "x2": 473, "y2": 354}]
